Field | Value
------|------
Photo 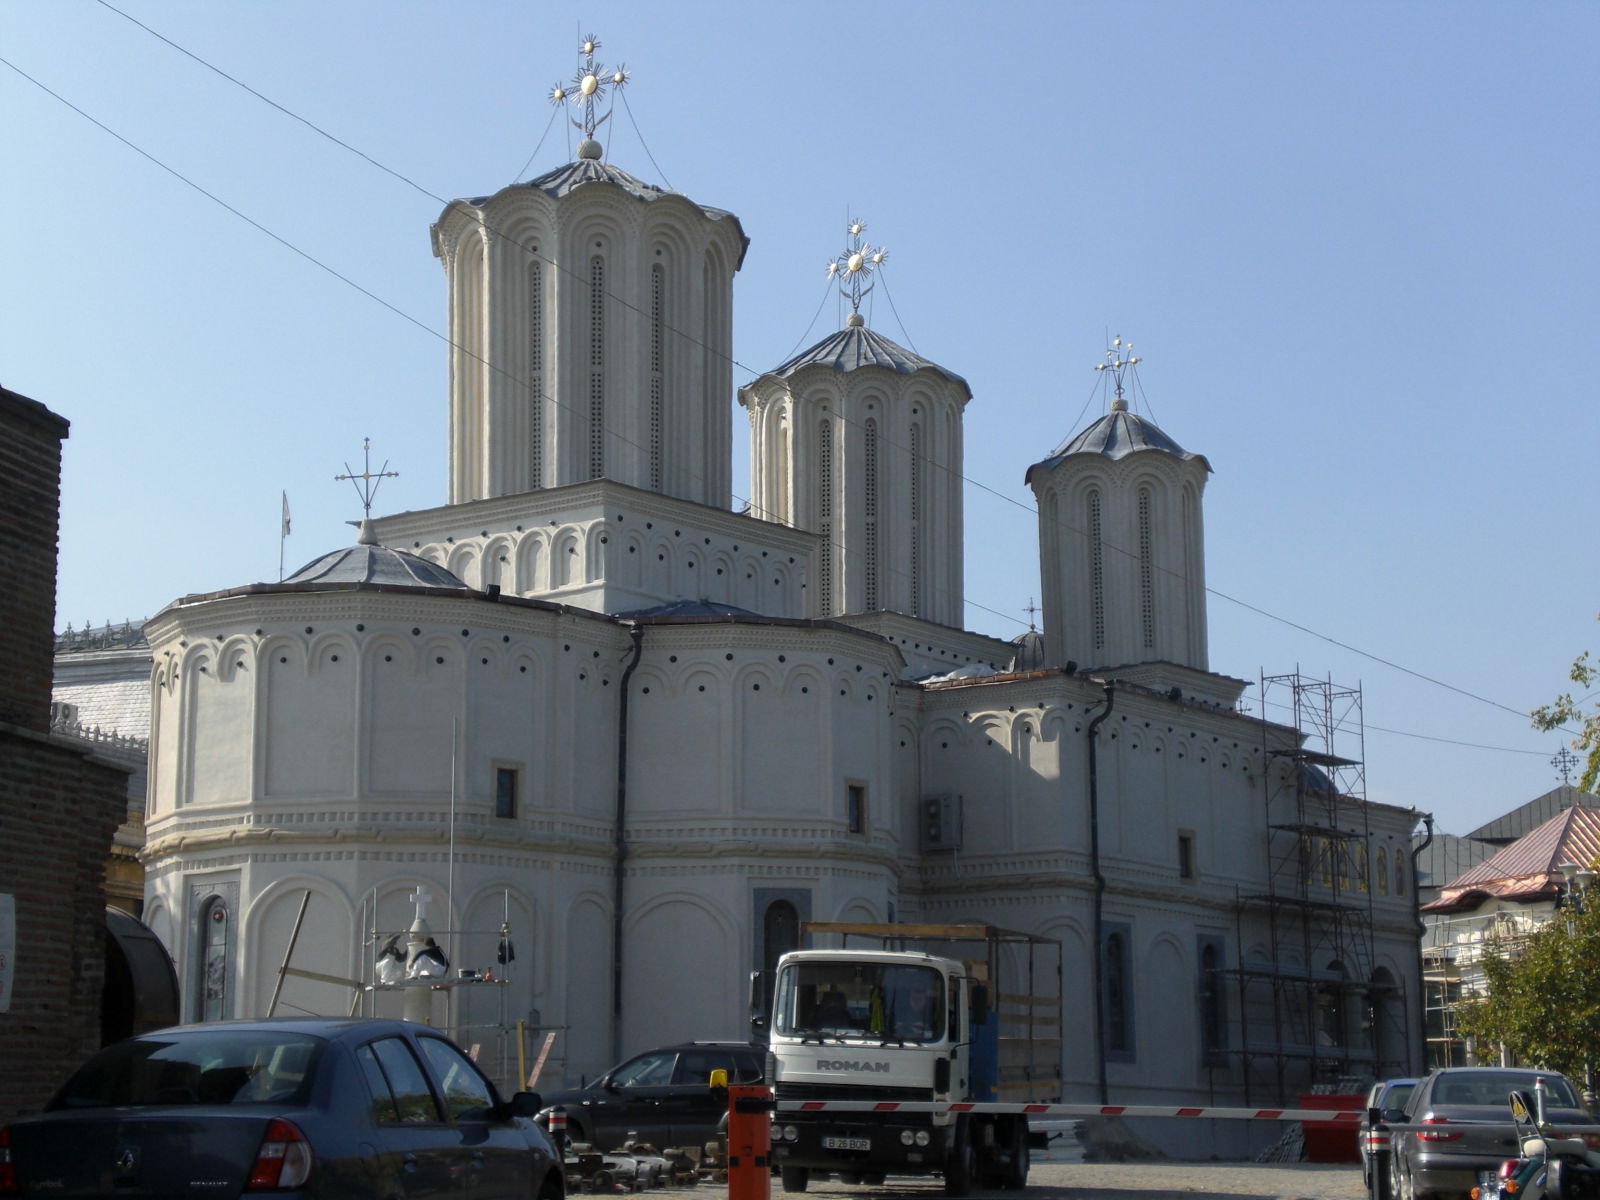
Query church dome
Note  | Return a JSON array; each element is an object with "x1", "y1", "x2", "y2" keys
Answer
[
  {"x1": 1027, "y1": 398, "x2": 1208, "y2": 479},
  {"x1": 282, "y1": 522, "x2": 468, "y2": 590},
  {"x1": 764, "y1": 322, "x2": 970, "y2": 394},
  {"x1": 1008, "y1": 629, "x2": 1047, "y2": 673}
]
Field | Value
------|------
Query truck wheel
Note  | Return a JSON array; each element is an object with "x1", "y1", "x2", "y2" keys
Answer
[
  {"x1": 1001, "y1": 1123, "x2": 1030, "y2": 1190},
  {"x1": 780, "y1": 1166, "x2": 810, "y2": 1193},
  {"x1": 944, "y1": 1132, "x2": 976, "y2": 1197}
]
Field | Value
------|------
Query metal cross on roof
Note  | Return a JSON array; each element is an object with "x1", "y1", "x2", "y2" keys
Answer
[
  {"x1": 335, "y1": 438, "x2": 399, "y2": 519},
  {"x1": 1554, "y1": 747, "x2": 1581, "y2": 786},
  {"x1": 827, "y1": 218, "x2": 888, "y2": 316},
  {"x1": 1094, "y1": 335, "x2": 1142, "y2": 405},
  {"x1": 1024, "y1": 597, "x2": 1040, "y2": 633},
  {"x1": 550, "y1": 33, "x2": 629, "y2": 149}
]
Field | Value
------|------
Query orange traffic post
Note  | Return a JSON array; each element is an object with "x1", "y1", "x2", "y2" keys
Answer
[{"x1": 725, "y1": 1079, "x2": 772, "y2": 1200}]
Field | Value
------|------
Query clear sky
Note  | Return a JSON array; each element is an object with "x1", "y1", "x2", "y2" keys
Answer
[{"x1": 5, "y1": 1, "x2": 1596, "y2": 835}]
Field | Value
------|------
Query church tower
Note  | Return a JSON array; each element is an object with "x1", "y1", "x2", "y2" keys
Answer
[
  {"x1": 432, "y1": 38, "x2": 748, "y2": 508},
  {"x1": 1025, "y1": 339, "x2": 1212, "y2": 671},
  {"x1": 740, "y1": 223, "x2": 970, "y2": 624}
]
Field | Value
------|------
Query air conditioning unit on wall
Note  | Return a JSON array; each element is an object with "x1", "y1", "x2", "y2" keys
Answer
[{"x1": 920, "y1": 794, "x2": 962, "y2": 851}]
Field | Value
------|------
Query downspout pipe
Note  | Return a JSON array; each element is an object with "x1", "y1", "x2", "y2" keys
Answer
[
  {"x1": 1409, "y1": 813, "x2": 1435, "y2": 1076},
  {"x1": 1086, "y1": 681, "x2": 1116, "y2": 1105},
  {"x1": 611, "y1": 624, "x2": 645, "y2": 1064}
]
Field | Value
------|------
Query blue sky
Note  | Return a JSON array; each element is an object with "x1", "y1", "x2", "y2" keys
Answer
[{"x1": 5, "y1": 1, "x2": 1596, "y2": 834}]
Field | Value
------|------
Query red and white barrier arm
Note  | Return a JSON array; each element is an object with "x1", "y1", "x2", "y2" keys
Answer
[{"x1": 779, "y1": 1100, "x2": 1365, "y2": 1123}]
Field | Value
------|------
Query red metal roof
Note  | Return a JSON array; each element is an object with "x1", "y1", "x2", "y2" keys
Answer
[{"x1": 1423, "y1": 806, "x2": 1600, "y2": 914}]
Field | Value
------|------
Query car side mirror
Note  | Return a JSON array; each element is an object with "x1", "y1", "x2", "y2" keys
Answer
[
  {"x1": 1383, "y1": 1108, "x2": 1408, "y2": 1123},
  {"x1": 507, "y1": 1091, "x2": 543, "y2": 1118}
]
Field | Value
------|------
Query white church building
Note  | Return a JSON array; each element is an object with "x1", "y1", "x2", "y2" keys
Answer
[{"x1": 135, "y1": 41, "x2": 1424, "y2": 1150}]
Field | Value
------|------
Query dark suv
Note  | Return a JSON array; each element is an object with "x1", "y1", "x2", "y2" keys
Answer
[{"x1": 538, "y1": 1041, "x2": 764, "y2": 1151}]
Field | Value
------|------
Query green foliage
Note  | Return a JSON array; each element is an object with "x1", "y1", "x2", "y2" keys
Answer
[
  {"x1": 1457, "y1": 900, "x2": 1600, "y2": 1082},
  {"x1": 1532, "y1": 622, "x2": 1600, "y2": 792}
]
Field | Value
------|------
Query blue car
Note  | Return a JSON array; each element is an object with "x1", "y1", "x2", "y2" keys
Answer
[{"x1": 0, "y1": 1017, "x2": 564, "y2": 1199}]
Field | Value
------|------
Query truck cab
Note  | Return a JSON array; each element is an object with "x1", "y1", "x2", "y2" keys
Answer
[{"x1": 758, "y1": 922, "x2": 1059, "y2": 1195}]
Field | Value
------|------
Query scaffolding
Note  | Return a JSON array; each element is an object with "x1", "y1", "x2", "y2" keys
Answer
[
  {"x1": 1216, "y1": 672, "x2": 1409, "y2": 1104},
  {"x1": 1421, "y1": 907, "x2": 1542, "y2": 1068}
]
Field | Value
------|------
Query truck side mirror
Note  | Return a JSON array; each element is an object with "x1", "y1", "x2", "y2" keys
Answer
[
  {"x1": 748, "y1": 970, "x2": 769, "y2": 1031},
  {"x1": 970, "y1": 984, "x2": 991, "y2": 1026}
]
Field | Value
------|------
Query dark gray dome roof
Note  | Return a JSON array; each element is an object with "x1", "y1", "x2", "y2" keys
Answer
[
  {"x1": 1028, "y1": 400, "x2": 1208, "y2": 477},
  {"x1": 616, "y1": 598, "x2": 763, "y2": 619},
  {"x1": 458, "y1": 159, "x2": 746, "y2": 264},
  {"x1": 1008, "y1": 629, "x2": 1047, "y2": 673},
  {"x1": 283, "y1": 525, "x2": 467, "y2": 590},
  {"x1": 763, "y1": 324, "x2": 970, "y2": 395}
]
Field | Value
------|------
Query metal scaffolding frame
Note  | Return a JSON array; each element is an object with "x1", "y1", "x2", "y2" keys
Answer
[{"x1": 1213, "y1": 672, "x2": 1410, "y2": 1103}]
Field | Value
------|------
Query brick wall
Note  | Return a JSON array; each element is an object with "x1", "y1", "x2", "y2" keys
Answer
[
  {"x1": 0, "y1": 387, "x2": 69, "y2": 732},
  {"x1": 0, "y1": 385, "x2": 130, "y2": 1116},
  {"x1": 0, "y1": 733, "x2": 127, "y2": 1116}
]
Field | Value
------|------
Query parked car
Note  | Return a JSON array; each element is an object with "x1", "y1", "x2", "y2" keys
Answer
[
  {"x1": 0, "y1": 1017, "x2": 563, "y2": 1200},
  {"x1": 537, "y1": 1040, "x2": 764, "y2": 1151},
  {"x1": 1362, "y1": 1076, "x2": 1419, "y2": 1200},
  {"x1": 1389, "y1": 1066, "x2": 1594, "y2": 1200}
]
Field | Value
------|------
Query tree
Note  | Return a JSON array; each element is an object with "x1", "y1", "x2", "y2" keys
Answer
[
  {"x1": 1533, "y1": 621, "x2": 1599, "y2": 792},
  {"x1": 1457, "y1": 898, "x2": 1600, "y2": 1086}
]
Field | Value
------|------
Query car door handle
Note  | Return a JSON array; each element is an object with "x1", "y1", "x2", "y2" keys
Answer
[{"x1": 401, "y1": 1153, "x2": 419, "y2": 1173}]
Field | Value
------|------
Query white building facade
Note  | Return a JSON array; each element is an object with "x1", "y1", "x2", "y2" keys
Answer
[{"x1": 137, "y1": 106, "x2": 1423, "y2": 1156}]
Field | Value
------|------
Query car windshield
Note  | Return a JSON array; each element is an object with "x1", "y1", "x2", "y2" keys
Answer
[
  {"x1": 1431, "y1": 1071, "x2": 1581, "y2": 1110},
  {"x1": 50, "y1": 1030, "x2": 322, "y2": 1109},
  {"x1": 774, "y1": 961, "x2": 945, "y2": 1042}
]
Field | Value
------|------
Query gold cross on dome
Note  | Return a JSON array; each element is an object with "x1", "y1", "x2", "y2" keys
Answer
[
  {"x1": 826, "y1": 218, "x2": 888, "y2": 316},
  {"x1": 550, "y1": 33, "x2": 629, "y2": 145}
]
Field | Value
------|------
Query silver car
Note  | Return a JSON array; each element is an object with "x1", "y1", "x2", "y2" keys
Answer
[{"x1": 1390, "y1": 1067, "x2": 1594, "y2": 1200}]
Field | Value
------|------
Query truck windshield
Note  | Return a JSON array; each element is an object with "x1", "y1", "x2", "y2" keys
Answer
[{"x1": 775, "y1": 962, "x2": 945, "y2": 1043}]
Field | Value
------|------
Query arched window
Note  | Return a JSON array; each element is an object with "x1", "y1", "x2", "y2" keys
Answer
[
  {"x1": 908, "y1": 422, "x2": 922, "y2": 617},
  {"x1": 1138, "y1": 486, "x2": 1155, "y2": 650},
  {"x1": 1317, "y1": 960, "x2": 1347, "y2": 1050},
  {"x1": 199, "y1": 896, "x2": 231, "y2": 1022},
  {"x1": 1395, "y1": 858, "x2": 1407, "y2": 897},
  {"x1": 863, "y1": 418, "x2": 879, "y2": 611},
  {"x1": 1198, "y1": 939, "x2": 1226, "y2": 1063},
  {"x1": 1088, "y1": 489, "x2": 1105, "y2": 651},
  {"x1": 649, "y1": 262, "x2": 664, "y2": 492},
  {"x1": 818, "y1": 419, "x2": 834, "y2": 611},
  {"x1": 1376, "y1": 846, "x2": 1390, "y2": 895},
  {"x1": 1102, "y1": 926, "x2": 1133, "y2": 1057},
  {"x1": 528, "y1": 257, "x2": 543, "y2": 488},
  {"x1": 588, "y1": 254, "x2": 606, "y2": 479}
]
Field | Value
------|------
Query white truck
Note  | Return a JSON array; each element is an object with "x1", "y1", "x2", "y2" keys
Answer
[{"x1": 757, "y1": 922, "x2": 1063, "y2": 1195}]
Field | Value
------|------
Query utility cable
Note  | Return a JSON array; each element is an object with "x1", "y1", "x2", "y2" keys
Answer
[{"x1": 9, "y1": 34, "x2": 1579, "y2": 748}]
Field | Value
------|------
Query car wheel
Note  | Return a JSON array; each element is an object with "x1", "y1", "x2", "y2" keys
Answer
[{"x1": 780, "y1": 1165, "x2": 810, "y2": 1193}]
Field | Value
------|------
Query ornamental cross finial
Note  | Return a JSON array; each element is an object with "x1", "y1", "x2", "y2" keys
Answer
[
  {"x1": 1554, "y1": 747, "x2": 1581, "y2": 786},
  {"x1": 335, "y1": 438, "x2": 399, "y2": 519},
  {"x1": 826, "y1": 218, "x2": 888, "y2": 319},
  {"x1": 550, "y1": 33, "x2": 629, "y2": 155},
  {"x1": 1093, "y1": 334, "x2": 1142, "y2": 409}
]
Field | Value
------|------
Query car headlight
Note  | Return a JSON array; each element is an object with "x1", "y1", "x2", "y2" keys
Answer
[
  {"x1": 782, "y1": 1125, "x2": 799, "y2": 1142},
  {"x1": 915, "y1": 1130, "x2": 931, "y2": 1146}
]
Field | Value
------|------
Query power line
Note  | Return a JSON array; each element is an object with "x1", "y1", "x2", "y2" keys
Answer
[{"x1": 6, "y1": 31, "x2": 1577, "y2": 753}]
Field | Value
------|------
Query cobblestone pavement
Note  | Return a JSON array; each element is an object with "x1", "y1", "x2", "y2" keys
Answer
[{"x1": 762, "y1": 1161, "x2": 1367, "y2": 1200}]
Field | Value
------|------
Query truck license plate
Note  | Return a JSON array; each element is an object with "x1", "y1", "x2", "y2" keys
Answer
[{"x1": 823, "y1": 1136, "x2": 870, "y2": 1151}]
